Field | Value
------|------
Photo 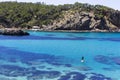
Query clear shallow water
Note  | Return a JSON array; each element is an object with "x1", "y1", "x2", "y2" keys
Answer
[{"x1": 0, "y1": 31, "x2": 120, "y2": 80}]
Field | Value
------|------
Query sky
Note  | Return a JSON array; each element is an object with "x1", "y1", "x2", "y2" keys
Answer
[{"x1": 0, "y1": 0, "x2": 120, "y2": 10}]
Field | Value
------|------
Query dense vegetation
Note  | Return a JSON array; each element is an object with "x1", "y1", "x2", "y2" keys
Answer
[{"x1": 0, "y1": 2, "x2": 114, "y2": 28}]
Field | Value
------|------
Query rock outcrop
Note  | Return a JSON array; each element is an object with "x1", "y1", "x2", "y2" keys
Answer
[
  {"x1": 0, "y1": 29, "x2": 29, "y2": 36},
  {"x1": 108, "y1": 11, "x2": 120, "y2": 28},
  {"x1": 40, "y1": 10, "x2": 120, "y2": 32}
]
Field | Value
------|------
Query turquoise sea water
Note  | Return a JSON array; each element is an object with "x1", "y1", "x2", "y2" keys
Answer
[{"x1": 0, "y1": 31, "x2": 120, "y2": 80}]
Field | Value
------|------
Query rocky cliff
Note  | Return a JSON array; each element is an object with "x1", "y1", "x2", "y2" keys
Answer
[{"x1": 41, "y1": 10, "x2": 120, "y2": 32}]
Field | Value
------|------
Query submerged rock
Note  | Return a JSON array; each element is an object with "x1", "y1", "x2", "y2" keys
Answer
[
  {"x1": 76, "y1": 66, "x2": 92, "y2": 71},
  {"x1": 90, "y1": 76, "x2": 112, "y2": 80},
  {"x1": 0, "y1": 64, "x2": 61, "y2": 79},
  {"x1": 94, "y1": 55, "x2": 112, "y2": 65},
  {"x1": 58, "y1": 72, "x2": 86, "y2": 80},
  {"x1": 0, "y1": 77, "x2": 17, "y2": 80},
  {"x1": 102, "y1": 67, "x2": 115, "y2": 71},
  {"x1": 89, "y1": 73, "x2": 112, "y2": 80},
  {"x1": 0, "y1": 65, "x2": 27, "y2": 77},
  {"x1": 27, "y1": 70, "x2": 61, "y2": 80},
  {"x1": 112, "y1": 57, "x2": 120, "y2": 65},
  {"x1": 95, "y1": 55, "x2": 120, "y2": 66}
]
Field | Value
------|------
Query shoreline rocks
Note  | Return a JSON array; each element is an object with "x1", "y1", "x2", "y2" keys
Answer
[
  {"x1": 28, "y1": 29, "x2": 120, "y2": 33},
  {"x1": 0, "y1": 28, "x2": 29, "y2": 36}
]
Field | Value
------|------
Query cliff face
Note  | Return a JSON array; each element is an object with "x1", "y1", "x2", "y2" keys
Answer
[
  {"x1": 108, "y1": 11, "x2": 120, "y2": 28},
  {"x1": 41, "y1": 10, "x2": 120, "y2": 32}
]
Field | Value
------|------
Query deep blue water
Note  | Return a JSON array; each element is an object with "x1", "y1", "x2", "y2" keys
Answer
[{"x1": 0, "y1": 31, "x2": 120, "y2": 80}]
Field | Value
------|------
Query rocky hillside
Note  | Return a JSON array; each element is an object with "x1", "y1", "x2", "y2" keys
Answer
[
  {"x1": 0, "y1": 2, "x2": 120, "y2": 32},
  {"x1": 44, "y1": 10, "x2": 120, "y2": 32}
]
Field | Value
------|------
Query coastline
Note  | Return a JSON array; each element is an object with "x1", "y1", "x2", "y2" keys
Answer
[
  {"x1": 0, "y1": 28, "x2": 120, "y2": 35},
  {"x1": 26, "y1": 29, "x2": 120, "y2": 33}
]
